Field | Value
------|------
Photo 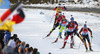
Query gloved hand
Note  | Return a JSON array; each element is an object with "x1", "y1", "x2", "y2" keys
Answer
[
  {"x1": 91, "y1": 36, "x2": 93, "y2": 39},
  {"x1": 81, "y1": 36, "x2": 83, "y2": 39},
  {"x1": 64, "y1": 6, "x2": 67, "y2": 10}
]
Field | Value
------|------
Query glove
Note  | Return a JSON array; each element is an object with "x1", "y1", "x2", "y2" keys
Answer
[
  {"x1": 64, "y1": 6, "x2": 67, "y2": 10},
  {"x1": 91, "y1": 36, "x2": 93, "y2": 39},
  {"x1": 81, "y1": 36, "x2": 83, "y2": 39}
]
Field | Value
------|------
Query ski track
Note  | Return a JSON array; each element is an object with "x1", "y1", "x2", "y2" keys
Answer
[{"x1": 0, "y1": 9, "x2": 100, "y2": 54}]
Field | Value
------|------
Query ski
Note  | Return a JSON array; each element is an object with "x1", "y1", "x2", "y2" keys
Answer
[
  {"x1": 92, "y1": 51, "x2": 100, "y2": 52},
  {"x1": 42, "y1": 36, "x2": 47, "y2": 39},
  {"x1": 52, "y1": 41, "x2": 57, "y2": 44},
  {"x1": 42, "y1": 36, "x2": 49, "y2": 39},
  {"x1": 60, "y1": 47, "x2": 64, "y2": 49}
]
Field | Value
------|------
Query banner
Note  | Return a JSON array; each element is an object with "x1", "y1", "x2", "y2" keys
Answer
[
  {"x1": 0, "y1": 2, "x2": 25, "y2": 32},
  {"x1": 0, "y1": 0, "x2": 10, "y2": 9}
]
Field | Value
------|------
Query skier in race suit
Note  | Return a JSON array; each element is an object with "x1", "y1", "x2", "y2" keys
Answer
[
  {"x1": 46, "y1": 13, "x2": 63, "y2": 37},
  {"x1": 53, "y1": 4, "x2": 67, "y2": 14},
  {"x1": 79, "y1": 24, "x2": 93, "y2": 51},
  {"x1": 53, "y1": 4, "x2": 67, "y2": 25},
  {"x1": 64, "y1": 16, "x2": 79, "y2": 37},
  {"x1": 53, "y1": 16, "x2": 69, "y2": 42},
  {"x1": 61, "y1": 18, "x2": 77, "y2": 48}
]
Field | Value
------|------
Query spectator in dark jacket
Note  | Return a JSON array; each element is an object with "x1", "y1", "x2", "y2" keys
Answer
[
  {"x1": 0, "y1": 43, "x2": 3, "y2": 54},
  {"x1": 4, "y1": 30, "x2": 11, "y2": 45},
  {"x1": 0, "y1": 30, "x2": 5, "y2": 49},
  {"x1": 32, "y1": 48, "x2": 40, "y2": 54}
]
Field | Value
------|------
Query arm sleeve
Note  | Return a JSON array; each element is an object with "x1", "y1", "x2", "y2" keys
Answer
[
  {"x1": 75, "y1": 21, "x2": 78, "y2": 27},
  {"x1": 61, "y1": 6, "x2": 67, "y2": 10},
  {"x1": 88, "y1": 28, "x2": 92, "y2": 36},
  {"x1": 53, "y1": 7, "x2": 57, "y2": 10},
  {"x1": 64, "y1": 6, "x2": 67, "y2": 10}
]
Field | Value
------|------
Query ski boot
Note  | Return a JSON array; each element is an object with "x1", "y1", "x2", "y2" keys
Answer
[
  {"x1": 60, "y1": 35, "x2": 62, "y2": 39},
  {"x1": 52, "y1": 38, "x2": 58, "y2": 43},
  {"x1": 70, "y1": 43, "x2": 73, "y2": 48},
  {"x1": 61, "y1": 42, "x2": 66, "y2": 49},
  {"x1": 58, "y1": 32, "x2": 62, "y2": 39},
  {"x1": 90, "y1": 48, "x2": 93, "y2": 51},
  {"x1": 54, "y1": 38, "x2": 58, "y2": 42},
  {"x1": 46, "y1": 32, "x2": 51, "y2": 37},
  {"x1": 86, "y1": 48, "x2": 88, "y2": 52}
]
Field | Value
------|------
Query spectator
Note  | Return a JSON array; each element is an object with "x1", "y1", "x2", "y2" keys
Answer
[
  {"x1": 3, "y1": 45, "x2": 18, "y2": 54},
  {"x1": 14, "y1": 38, "x2": 21, "y2": 53},
  {"x1": 0, "y1": 30, "x2": 5, "y2": 49},
  {"x1": 7, "y1": 37, "x2": 16, "y2": 49},
  {"x1": 3, "y1": 45, "x2": 15, "y2": 54},
  {"x1": 0, "y1": 43, "x2": 3, "y2": 54},
  {"x1": 25, "y1": 43, "x2": 30, "y2": 54},
  {"x1": 27, "y1": 47, "x2": 33, "y2": 54},
  {"x1": 12, "y1": 34, "x2": 18, "y2": 39},
  {"x1": 15, "y1": 40, "x2": 21, "y2": 53},
  {"x1": 4, "y1": 30, "x2": 11, "y2": 45},
  {"x1": 18, "y1": 41, "x2": 26, "y2": 54},
  {"x1": 32, "y1": 48, "x2": 40, "y2": 54}
]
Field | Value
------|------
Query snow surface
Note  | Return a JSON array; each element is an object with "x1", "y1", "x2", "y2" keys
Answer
[
  {"x1": 23, "y1": 1, "x2": 100, "y2": 8},
  {"x1": 0, "y1": 9, "x2": 100, "y2": 54}
]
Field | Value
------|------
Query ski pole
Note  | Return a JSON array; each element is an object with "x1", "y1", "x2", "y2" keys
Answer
[
  {"x1": 78, "y1": 41, "x2": 81, "y2": 49},
  {"x1": 50, "y1": 15, "x2": 55, "y2": 24},
  {"x1": 50, "y1": 12, "x2": 55, "y2": 24},
  {"x1": 91, "y1": 37, "x2": 93, "y2": 44}
]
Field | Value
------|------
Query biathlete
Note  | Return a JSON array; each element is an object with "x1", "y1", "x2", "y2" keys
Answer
[
  {"x1": 53, "y1": 4, "x2": 67, "y2": 28},
  {"x1": 53, "y1": 4, "x2": 67, "y2": 14},
  {"x1": 46, "y1": 13, "x2": 63, "y2": 37},
  {"x1": 61, "y1": 18, "x2": 77, "y2": 48},
  {"x1": 53, "y1": 16, "x2": 69, "y2": 43},
  {"x1": 79, "y1": 24, "x2": 93, "y2": 52}
]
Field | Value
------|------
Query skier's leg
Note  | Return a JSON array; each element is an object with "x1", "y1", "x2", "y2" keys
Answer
[
  {"x1": 59, "y1": 26, "x2": 65, "y2": 38},
  {"x1": 54, "y1": 32, "x2": 61, "y2": 42},
  {"x1": 70, "y1": 33, "x2": 74, "y2": 48},
  {"x1": 46, "y1": 27, "x2": 55, "y2": 37},
  {"x1": 74, "y1": 29, "x2": 80, "y2": 37},
  {"x1": 62, "y1": 41, "x2": 67, "y2": 48},
  {"x1": 62, "y1": 35, "x2": 69, "y2": 48},
  {"x1": 87, "y1": 35, "x2": 93, "y2": 51},
  {"x1": 47, "y1": 23, "x2": 59, "y2": 37},
  {"x1": 58, "y1": 32, "x2": 62, "y2": 39},
  {"x1": 54, "y1": 38, "x2": 58, "y2": 42},
  {"x1": 84, "y1": 42, "x2": 88, "y2": 52},
  {"x1": 73, "y1": 29, "x2": 84, "y2": 43},
  {"x1": 83, "y1": 36, "x2": 88, "y2": 51},
  {"x1": 79, "y1": 34, "x2": 84, "y2": 42}
]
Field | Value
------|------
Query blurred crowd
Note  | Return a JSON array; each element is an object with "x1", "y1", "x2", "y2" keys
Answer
[{"x1": 0, "y1": 30, "x2": 40, "y2": 54}]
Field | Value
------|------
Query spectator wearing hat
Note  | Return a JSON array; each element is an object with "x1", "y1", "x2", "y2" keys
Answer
[{"x1": 32, "y1": 48, "x2": 40, "y2": 54}]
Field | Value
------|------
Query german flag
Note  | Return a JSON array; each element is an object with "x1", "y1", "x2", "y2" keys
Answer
[{"x1": 0, "y1": 2, "x2": 25, "y2": 32}]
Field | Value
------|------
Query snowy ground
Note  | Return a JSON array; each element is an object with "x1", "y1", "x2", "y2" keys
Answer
[
  {"x1": 23, "y1": 1, "x2": 100, "y2": 8},
  {"x1": 0, "y1": 9, "x2": 100, "y2": 54}
]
